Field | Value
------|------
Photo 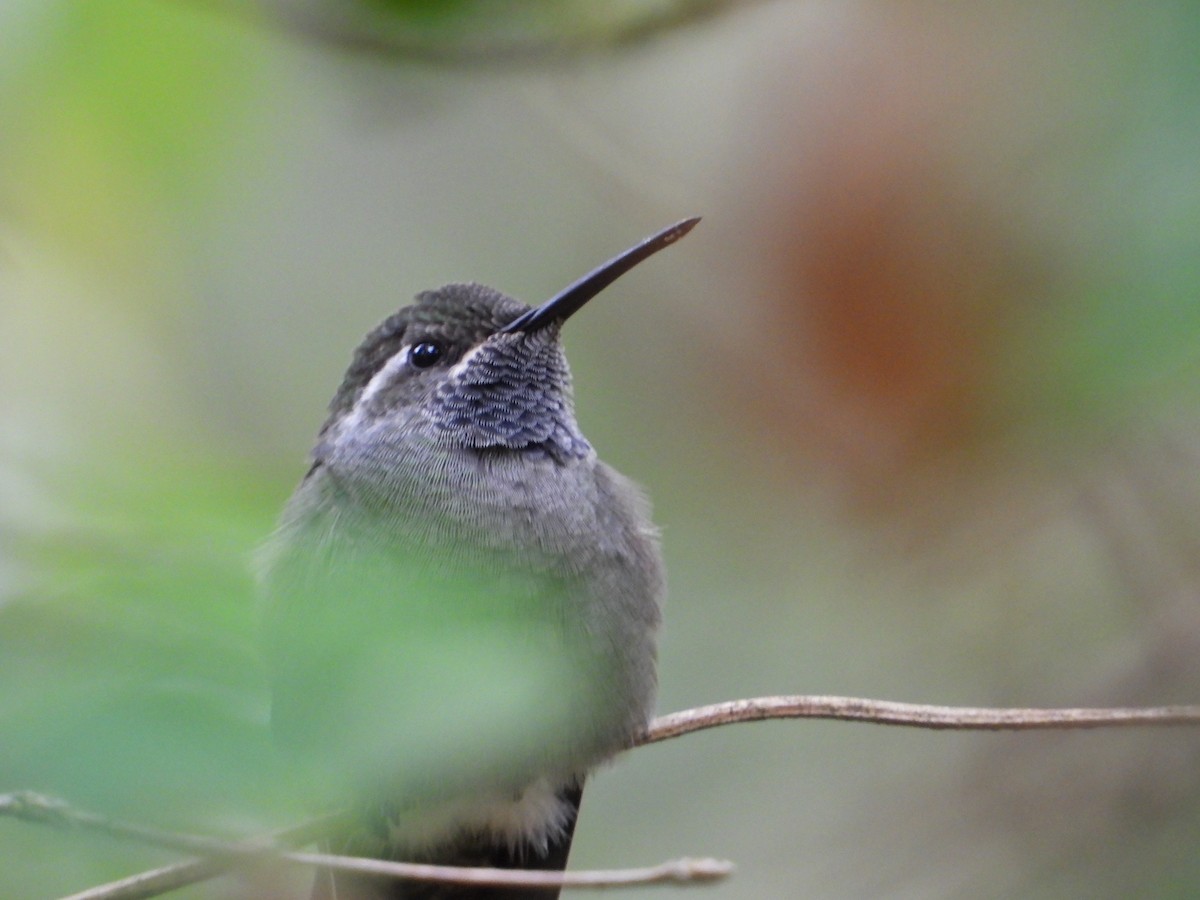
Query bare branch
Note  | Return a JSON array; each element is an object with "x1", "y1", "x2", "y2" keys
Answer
[
  {"x1": 0, "y1": 792, "x2": 343, "y2": 860},
  {"x1": 640, "y1": 695, "x2": 1200, "y2": 744},
  {"x1": 268, "y1": 852, "x2": 730, "y2": 890},
  {"x1": 60, "y1": 861, "x2": 242, "y2": 900},
  {"x1": 0, "y1": 793, "x2": 729, "y2": 899},
  {"x1": 56, "y1": 814, "x2": 349, "y2": 900},
  {"x1": 62, "y1": 852, "x2": 729, "y2": 900},
  {"x1": 10, "y1": 694, "x2": 1199, "y2": 899}
]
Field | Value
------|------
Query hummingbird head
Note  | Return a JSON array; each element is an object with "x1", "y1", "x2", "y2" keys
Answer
[
  {"x1": 320, "y1": 285, "x2": 586, "y2": 461},
  {"x1": 318, "y1": 217, "x2": 700, "y2": 463}
]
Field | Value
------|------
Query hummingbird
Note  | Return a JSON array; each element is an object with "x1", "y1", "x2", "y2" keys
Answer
[{"x1": 259, "y1": 218, "x2": 699, "y2": 899}]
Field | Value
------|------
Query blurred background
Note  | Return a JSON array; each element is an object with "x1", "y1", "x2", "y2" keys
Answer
[{"x1": 3, "y1": 1, "x2": 1200, "y2": 897}]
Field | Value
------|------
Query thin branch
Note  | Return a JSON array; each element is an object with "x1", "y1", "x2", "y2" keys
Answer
[
  {"x1": 0, "y1": 793, "x2": 729, "y2": 899},
  {"x1": 12, "y1": 694, "x2": 1200, "y2": 899},
  {"x1": 56, "y1": 814, "x2": 349, "y2": 900},
  {"x1": 59, "y1": 861, "x2": 243, "y2": 900},
  {"x1": 640, "y1": 695, "x2": 1200, "y2": 744},
  {"x1": 62, "y1": 851, "x2": 728, "y2": 900},
  {"x1": 262, "y1": 852, "x2": 730, "y2": 890},
  {"x1": 0, "y1": 792, "x2": 341, "y2": 861}
]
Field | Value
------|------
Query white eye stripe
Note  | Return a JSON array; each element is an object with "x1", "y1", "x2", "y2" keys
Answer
[
  {"x1": 343, "y1": 337, "x2": 482, "y2": 434},
  {"x1": 356, "y1": 347, "x2": 413, "y2": 408},
  {"x1": 332, "y1": 347, "x2": 413, "y2": 439}
]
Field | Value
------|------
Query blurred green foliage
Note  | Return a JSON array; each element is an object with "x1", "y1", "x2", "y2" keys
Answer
[
  {"x1": 227, "y1": 0, "x2": 731, "y2": 59},
  {"x1": 261, "y1": 526, "x2": 598, "y2": 811},
  {"x1": 0, "y1": 449, "x2": 591, "y2": 895},
  {"x1": 1, "y1": 0, "x2": 263, "y2": 283},
  {"x1": 0, "y1": 458, "x2": 276, "y2": 825}
]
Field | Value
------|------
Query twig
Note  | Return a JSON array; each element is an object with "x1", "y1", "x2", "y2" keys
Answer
[
  {"x1": 60, "y1": 860, "x2": 248, "y2": 900},
  {"x1": 640, "y1": 695, "x2": 1200, "y2": 744},
  {"x1": 55, "y1": 813, "x2": 349, "y2": 900},
  {"x1": 10, "y1": 694, "x2": 1200, "y2": 899},
  {"x1": 0, "y1": 793, "x2": 729, "y2": 899},
  {"x1": 257, "y1": 852, "x2": 729, "y2": 890},
  {"x1": 0, "y1": 792, "x2": 340, "y2": 861}
]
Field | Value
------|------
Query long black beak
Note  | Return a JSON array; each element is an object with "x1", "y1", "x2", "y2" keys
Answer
[{"x1": 500, "y1": 217, "x2": 701, "y2": 335}]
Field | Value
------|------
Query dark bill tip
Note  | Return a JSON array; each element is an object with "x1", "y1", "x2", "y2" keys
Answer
[{"x1": 500, "y1": 216, "x2": 701, "y2": 335}]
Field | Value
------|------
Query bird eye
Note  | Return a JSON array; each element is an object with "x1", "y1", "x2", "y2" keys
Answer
[{"x1": 409, "y1": 341, "x2": 444, "y2": 368}]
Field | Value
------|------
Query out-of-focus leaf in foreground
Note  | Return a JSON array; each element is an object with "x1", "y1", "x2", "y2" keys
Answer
[
  {"x1": 260, "y1": 522, "x2": 596, "y2": 810},
  {"x1": 222, "y1": 0, "x2": 734, "y2": 59},
  {"x1": 0, "y1": 460, "x2": 277, "y2": 828},
  {"x1": 1, "y1": 451, "x2": 592, "y2": 895},
  {"x1": 0, "y1": 0, "x2": 263, "y2": 279}
]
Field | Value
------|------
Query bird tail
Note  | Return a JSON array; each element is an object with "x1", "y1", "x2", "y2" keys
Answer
[{"x1": 310, "y1": 782, "x2": 584, "y2": 900}]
